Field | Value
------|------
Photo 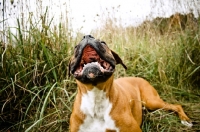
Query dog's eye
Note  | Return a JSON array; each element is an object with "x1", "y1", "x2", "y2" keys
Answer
[
  {"x1": 101, "y1": 41, "x2": 107, "y2": 45},
  {"x1": 74, "y1": 45, "x2": 80, "y2": 57},
  {"x1": 74, "y1": 45, "x2": 80, "y2": 50}
]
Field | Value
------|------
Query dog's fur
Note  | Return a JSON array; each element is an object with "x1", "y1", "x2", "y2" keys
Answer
[{"x1": 69, "y1": 35, "x2": 192, "y2": 132}]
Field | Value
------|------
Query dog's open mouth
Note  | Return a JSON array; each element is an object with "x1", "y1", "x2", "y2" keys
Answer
[
  {"x1": 73, "y1": 45, "x2": 114, "y2": 82},
  {"x1": 69, "y1": 35, "x2": 127, "y2": 83}
]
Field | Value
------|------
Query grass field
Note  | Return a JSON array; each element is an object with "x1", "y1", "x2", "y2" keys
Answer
[{"x1": 0, "y1": 12, "x2": 200, "y2": 131}]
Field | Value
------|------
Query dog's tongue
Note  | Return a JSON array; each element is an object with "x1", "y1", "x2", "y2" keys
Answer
[{"x1": 81, "y1": 45, "x2": 100, "y2": 63}]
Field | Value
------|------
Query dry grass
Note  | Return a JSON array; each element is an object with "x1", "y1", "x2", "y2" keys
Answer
[{"x1": 0, "y1": 9, "x2": 200, "y2": 132}]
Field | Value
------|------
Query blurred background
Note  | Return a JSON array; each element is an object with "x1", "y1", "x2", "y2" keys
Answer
[{"x1": 1, "y1": 0, "x2": 199, "y2": 41}]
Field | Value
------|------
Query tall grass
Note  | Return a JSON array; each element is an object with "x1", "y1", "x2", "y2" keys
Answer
[
  {"x1": 0, "y1": 11, "x2": 200, "y2": 132},
  {"x1": 0, "y1": 9, "x2": 76, "y2": 131}
]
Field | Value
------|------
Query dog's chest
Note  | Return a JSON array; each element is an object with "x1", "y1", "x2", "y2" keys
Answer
[{"x1": 79, "y1": 87, "x2": 119, "y2": 132}]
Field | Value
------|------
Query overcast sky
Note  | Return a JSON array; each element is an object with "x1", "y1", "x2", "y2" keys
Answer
[{"x1": 0, "y1": 0, "x2": 199, "y2": 37}]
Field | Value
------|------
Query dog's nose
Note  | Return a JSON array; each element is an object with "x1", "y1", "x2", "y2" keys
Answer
[{"x1": 83, "y1": 35, "x2": 94, "y2": 40}]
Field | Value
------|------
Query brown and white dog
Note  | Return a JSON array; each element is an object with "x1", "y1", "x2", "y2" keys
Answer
[{"x1": 69, "y1": 35, "x2": 192, "y2": 132}]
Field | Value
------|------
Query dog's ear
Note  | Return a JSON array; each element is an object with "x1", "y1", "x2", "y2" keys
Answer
[{"x1": 111, "y1": 50, "x2": 127, "y2": 70}]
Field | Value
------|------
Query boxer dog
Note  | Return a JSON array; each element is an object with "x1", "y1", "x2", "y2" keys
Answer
[{"x1": 69, "y1": 35, "x2": 192, "y2": 132}]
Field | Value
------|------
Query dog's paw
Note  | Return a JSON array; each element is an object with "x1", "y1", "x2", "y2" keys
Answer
[{"x1": 181, "y1": 120, "x2": 193, "y2": 127}]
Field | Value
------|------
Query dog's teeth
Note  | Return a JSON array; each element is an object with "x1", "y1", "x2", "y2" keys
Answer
[{"x1": 82, "y1": 62, "x2": 106, "y2": 71}]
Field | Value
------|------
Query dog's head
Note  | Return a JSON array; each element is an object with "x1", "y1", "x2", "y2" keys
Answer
[{"x1": 69, "y1": 35, "x2": 127, "y2": 84}]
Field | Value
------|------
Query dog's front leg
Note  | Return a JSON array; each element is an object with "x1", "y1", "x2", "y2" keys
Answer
[{"x1": 70, "y1": 112, "x2": 84, "y2": 132}]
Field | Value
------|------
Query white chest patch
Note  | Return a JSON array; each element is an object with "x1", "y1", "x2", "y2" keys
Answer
[{"x1": 79, "y1": 87, "x2": 119, "y2": 132}]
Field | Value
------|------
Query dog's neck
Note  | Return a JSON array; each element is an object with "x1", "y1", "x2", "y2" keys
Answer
[{"x1": 80, "y1": 87, "x2": 109, "y2": 117}]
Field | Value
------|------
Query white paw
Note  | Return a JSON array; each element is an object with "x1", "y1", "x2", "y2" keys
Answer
[{"x1": 181, "y1": 120, "x2": 193, "y2": 127}]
